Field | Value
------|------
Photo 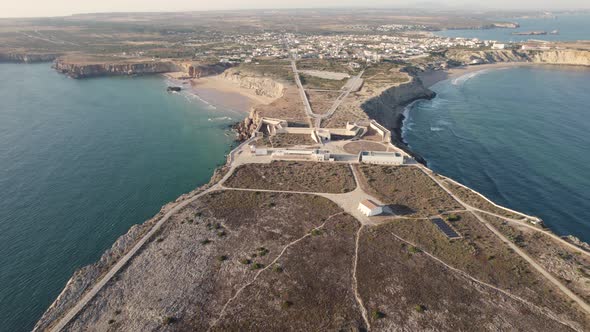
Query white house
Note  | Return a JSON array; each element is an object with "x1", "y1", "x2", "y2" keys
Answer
[
  {"x1": 491, "y1": 43, "x2": 506, "y2": 50},
  {"x1": 358, "y1": 199, "x2": 383, "y2": 217}
]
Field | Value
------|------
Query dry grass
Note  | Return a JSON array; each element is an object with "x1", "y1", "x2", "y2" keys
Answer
[
  {"x1": 300, "y1": 73, "x2": 347, "y2": 90},
  {"x1": 485, "y1": 214, "x2": 590, "y2": 304},
  {"x1": 441, "y1": 179, "x2": 531, "y2": 220},
  {"x1": 253, "y1": 86, "x2": 310, "y2": 124},
  {"x1": 225, "y1": 161, "x2": 356, "y2": 193},
  {"x1": 357, "y1": 165, "x2": 462, "y2": 216},
  {"x1": 343, "y1": 141, "x2": 388, "y2": 154},
  {"x1": 356, "y1": 224, "x2": 579, "y2": 331},
  {"x1": 260, "y1": 134, "x2": 318, "y2": 148},
  {"x1": 306, "y1": 90, "x2": 340, "y2": 115},
  {"x1": 63, "y1": 190, "x2": 345, "y2": 331},
  {"x1": 214, "y1": 214, "x2": 365, "y2": 330}
]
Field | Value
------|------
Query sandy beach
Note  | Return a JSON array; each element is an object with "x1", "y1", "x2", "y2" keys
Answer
[
  {"x1": 419, "y1": 62, "x2": 540, "y2": 88},
  {"x1": 164, "y1": 72, "x2": 276, "y2": 113}
]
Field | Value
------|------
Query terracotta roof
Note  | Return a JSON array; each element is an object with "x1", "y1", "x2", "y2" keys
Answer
[{"x1": 360, "y1": 199, "x2": 380, "y2": 210}]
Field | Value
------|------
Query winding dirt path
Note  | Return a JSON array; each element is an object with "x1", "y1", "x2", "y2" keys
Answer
[{"x1": 207, "y1": 212, "x2": 345, "y2": 330}]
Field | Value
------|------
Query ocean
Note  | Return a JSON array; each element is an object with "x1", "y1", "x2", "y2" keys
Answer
[
  {"x1": 404, "y1": 65, "x2": 590, "y2": 243},
  {"x1": 435, "y1": 13, "x2": 590, "y2": 42},
  {"x1": 0, "y1": 63, "x2": 239, "y2": 331}
]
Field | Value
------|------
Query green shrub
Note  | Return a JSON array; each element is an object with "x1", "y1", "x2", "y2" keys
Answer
[
  {"x1": 273, "y1": 265, "x2": 283, "y2": 273},
  {"x1": 414, "y1": 304, "x2": 427, "y2": 313},
  {"x1": 240, "y1": 258, "x2": 251, "y2": 265},
  {"x1": 311, "y1": 229, "x2": 322, "y2": 236},
  {"x1": 162, "y1": 316, "x2": 176, "y2": 325},
  {"x1": 408, "y1": 246, "x2": 422, "y2": 254},
  {"x1": 371, "y1": 310, "x2": 385, "y2": 320},
  {"x1": 200, "y1": 239, "x2": 211, "y2": 245},
  {"x1": 447, "y1": 214, "x2": 461, "y2": 222},
  {"x1": 251, "y1": 262, "x2": 264, "y2": 270},
  {"x1": 281, "y1": 301, "x2": 293, "y2": 309},
  {"x1": 217, "y1": 231, "x2": 226, "y2": 237},
  {"x1": 217, "y1": 255, "x2": 228, "y2": 262}
]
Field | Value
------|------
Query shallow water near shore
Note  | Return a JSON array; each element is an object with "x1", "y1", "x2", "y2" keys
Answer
[
  {"x1": 404, "y1": 66, "x2": 590, "y2": 242},
  {"x1": 0, "y1": 63, "x2": 238, "y2": 331}
]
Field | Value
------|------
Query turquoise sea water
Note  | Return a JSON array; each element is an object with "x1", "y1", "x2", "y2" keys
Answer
[
  {"x1": 404, "y1": 66, "x2": 590, "y2": 242},
  {"x1": 0, "y1": 63, "x2": 238, "y2": 331},
  {"x1": 436, "y1": 13, "x2": 590, "y2": 42}
]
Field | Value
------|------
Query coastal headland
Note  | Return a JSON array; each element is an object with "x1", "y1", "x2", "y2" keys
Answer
[
  {"x1": 2, "y1": 10, "x2": 590, "y2": 331},
  {"x1": 32, "y1": 53, "x2": 590, "y2": 331}
]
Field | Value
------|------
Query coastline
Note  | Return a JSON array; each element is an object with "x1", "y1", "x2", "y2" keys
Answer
[
  {"x1": 35, "y1": 62, "x2": 590, "y2": 330},
  {"x1": 403, "y1": 62, "x2": 590, "y2": 242},
  {"x1": 163, "y1": 72, "x2": 276, "y2": 114}
]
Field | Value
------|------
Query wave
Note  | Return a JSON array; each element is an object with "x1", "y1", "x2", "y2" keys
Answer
[
  {"x1": 451, "y1": 69, "x2": 490, "y2": 86},
  {"x1": 401, "y1": 99, "x2": 423, "y2": 139},
  {"x1": 188, "y1": 93, "x2": 220, "y2": 110},
  {"x1": 208, "y1": 116, "x2": 233, "y2": 122},
  {"x1": 430, "y1": 127, "x2": 444, "y2": 132}
]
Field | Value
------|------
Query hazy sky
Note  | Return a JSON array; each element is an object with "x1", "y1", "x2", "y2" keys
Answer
[{"x1": 3, "y1": 0, "x2": 590, "y2": 18}]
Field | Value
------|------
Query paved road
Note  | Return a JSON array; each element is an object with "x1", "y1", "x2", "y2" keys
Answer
[
  {"x1": 416, "y1": 164, "x2": 590, "y2": 315},
  {"x1": 290, "y1": 60, "x2": 314, "y2": 121},
  {"x1": 291, "y1": 58, "x2": 363, "y2": 128}
]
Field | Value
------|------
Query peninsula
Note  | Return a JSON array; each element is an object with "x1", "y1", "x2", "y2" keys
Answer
[{"x1": 1, "y1": 9, "x2": 589, "y2": 331}]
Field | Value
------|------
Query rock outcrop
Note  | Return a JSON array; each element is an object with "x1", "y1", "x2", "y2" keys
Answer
[
  {"x1": 220, "y1": 69, "x2": 284, "y2": 99},
  {"x1": 0, "y1": 52, "x2": 59, "y2": 63},
  {"x1": 447, "y1": 49, "x2": 590, "y2": 66},
  {"x1": 53, "y1": 57, "x2": 181, "y2": 78}
]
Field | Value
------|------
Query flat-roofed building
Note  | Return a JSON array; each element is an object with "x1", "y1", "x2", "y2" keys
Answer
[
  {"x1": 358, "y1": 199, "x2": 383, "y2": 216},
  {"x1": 360, "y1": 151, "x2": 404, "y2": 165}
]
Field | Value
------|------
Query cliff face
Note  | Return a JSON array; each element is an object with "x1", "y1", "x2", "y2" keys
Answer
[
  {"x1": 223, "y1": 69, "x2": 286, "y2": 140},
  {"x1": 362, "y1": 77, "x2": 435, "y2": 137},
  {"x1": 360, "y1": 77, "x2": 435, "y2": 163},
  {"x1": 221, "y1": 69, "x2": 284, "y2": 99},
  {"x1": 53, "y1": 58, "x2": 180, "y2": 78},
  {"x1": 447, "y1": 49, "x2": 590, "y2": 66},
  {"x1": 0, "y1": 52, "x2": 59, "y2": 63}
]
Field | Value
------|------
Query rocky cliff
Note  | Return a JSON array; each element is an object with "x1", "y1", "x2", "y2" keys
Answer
[
  {"x1": 0, "y1": 52, "x2": 59, "y2": 63},
  {"x1": 221, "y1": 69, "x2": 284, "y2": 99},
  {"x1": 53, "y1": 57, "x2": 180, "y2": 78},
  {"x1": 447, "y1": 49, "x2": 590, "y2": 66},
  {"x1": 224, "y1": 69, "x2": 286, "y2": 140},
  {"x1": 361, "y1": 76, "x2": 435, "y2": 161}
]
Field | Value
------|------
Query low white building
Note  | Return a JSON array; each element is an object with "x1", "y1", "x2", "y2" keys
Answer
[
  {"x1": 358, "y1": 199, "x2": 383, "y2": 217},
  {"x1": 360, "y1": 151, "x2": 404, "y2": 165},
  {"x1": 492, "y1": 43, "x2": 506, "y2": 50}
]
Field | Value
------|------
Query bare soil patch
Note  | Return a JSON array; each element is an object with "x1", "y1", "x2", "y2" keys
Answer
[{"x1": 225, "y1": 161, "x2": 356, "y2": 193}]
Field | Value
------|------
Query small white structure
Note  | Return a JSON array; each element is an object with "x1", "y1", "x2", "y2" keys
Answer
[
  {"x1": 311, "y1": 149, "x2": 332, "y2": 161},
  {"x1": 360, "y1": 151, "x2": 404, "y2": 165},
  {"x1": 491, "y1": 43, "x2": 506, "y2": 50},
  {"x1": 358, "y1": 199, "x2": 383, "y2": 217}
]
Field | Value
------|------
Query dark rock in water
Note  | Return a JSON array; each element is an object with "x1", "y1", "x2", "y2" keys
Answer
[{"x1": 167, "y1": 86, "x2": 182, "y2": 92}]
